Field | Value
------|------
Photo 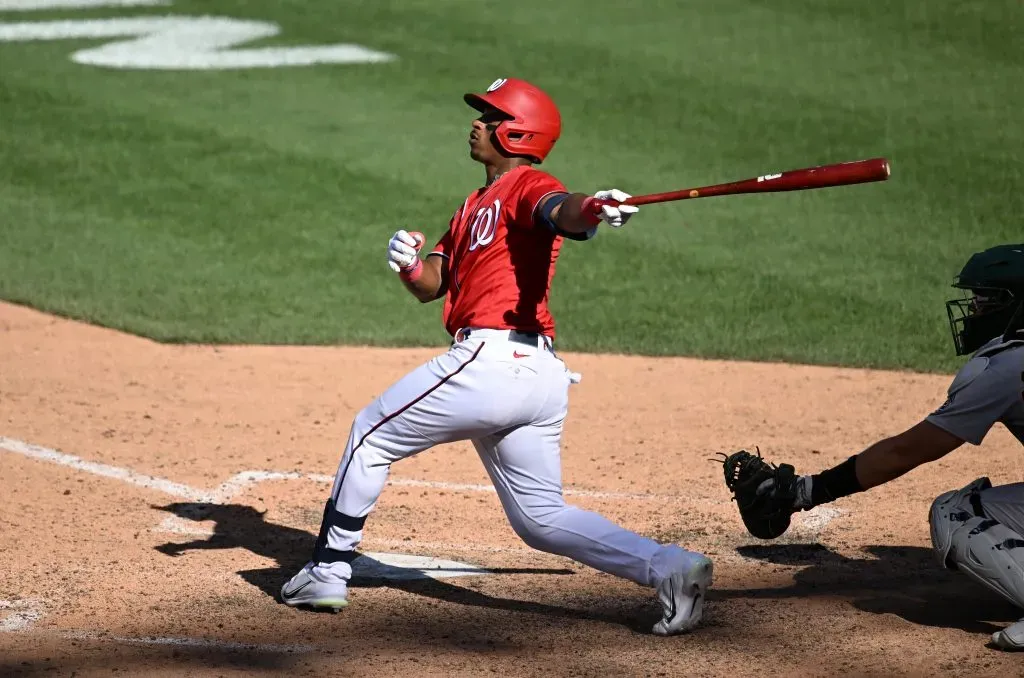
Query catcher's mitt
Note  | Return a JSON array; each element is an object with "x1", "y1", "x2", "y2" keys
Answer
[{"x1": 718, "y1": 448, "x2": 799, "y2": 540}]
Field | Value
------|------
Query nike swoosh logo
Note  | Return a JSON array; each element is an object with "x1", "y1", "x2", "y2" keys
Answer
[
  {"x1": 282, "y1": 580, "x2": 312, "y2": 599},
  {"x1": 512, "y1": 351, "x2": 529, "y2": 358}
]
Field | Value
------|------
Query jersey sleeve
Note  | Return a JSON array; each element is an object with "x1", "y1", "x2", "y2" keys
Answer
[
  {"x1": 513, "y1": 171, "x2": 596, "y2": 241},
  {"x1": 429, "y1": 229, "x2": 453, "y2": 259},
  {"x1": 512, "y1": 172, "x2": 565, "y2": 225},
  {"x1": 926, "y1": 354, "x2": 1022, "y2": 445},
  {"x1": 429, "y1": 207, "x2": 462, "y2": 258}
]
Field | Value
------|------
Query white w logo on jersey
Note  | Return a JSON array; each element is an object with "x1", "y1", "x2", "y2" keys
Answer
[{"x1": 468, "y1": 199, "x2": 501, "y2": 252}]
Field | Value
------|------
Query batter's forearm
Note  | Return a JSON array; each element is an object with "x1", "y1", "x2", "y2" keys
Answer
[
  {"x1": 400, "y1": 254, "x2": 445, "y2": 303},
  {"x1": 552, "y1": 193, "x2": 601, "y2": 234}
]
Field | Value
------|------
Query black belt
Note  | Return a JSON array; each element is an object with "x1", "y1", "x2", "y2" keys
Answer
[
  {"x1": 509, "y1": 330, "x2": 542, "y2": 346},
  {"x1": 455, "y1": 328, "x2": 553, "y2": 351}
]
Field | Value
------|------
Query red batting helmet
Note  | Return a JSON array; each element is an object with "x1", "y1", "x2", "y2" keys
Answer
[{"x1": 464, "y1": 78, "x2": 561, "y2": 163}]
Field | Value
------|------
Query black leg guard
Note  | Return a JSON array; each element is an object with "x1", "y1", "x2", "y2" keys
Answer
[{"x1": 311, "y1": 498, "x2": 366, "y2": 564}]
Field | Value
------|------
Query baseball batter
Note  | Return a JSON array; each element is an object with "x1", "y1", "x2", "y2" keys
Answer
[
  {"x1": 721, "y1": 243, "x2": 1024, "y2": 650},
  {"x1": 281, "y1": 78, "x2": 713, "y2": 636}
]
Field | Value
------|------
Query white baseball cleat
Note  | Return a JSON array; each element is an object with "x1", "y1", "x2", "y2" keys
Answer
[
  {"x1": 280, "y1": 561, "x2": 349, "y2": 612},
  {"x1": 992, "y1": 618, "x2": 1024, "y2": 651},
  {"x1": 652, "y1": 554, "x2": 714, "y2": 636}
]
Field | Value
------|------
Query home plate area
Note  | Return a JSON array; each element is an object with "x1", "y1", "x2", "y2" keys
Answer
[{"x1": 349, "y1": 552, "x2": 490, "y2": 582}]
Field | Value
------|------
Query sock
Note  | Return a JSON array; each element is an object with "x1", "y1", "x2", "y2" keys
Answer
[{"x1": 807, "y1": 455, "x2": 864, "y2": 507}]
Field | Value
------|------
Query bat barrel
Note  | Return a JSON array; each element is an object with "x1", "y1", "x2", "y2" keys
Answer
[{"x1": 622, "y1": 157, "x2": 891, "y2": 206}]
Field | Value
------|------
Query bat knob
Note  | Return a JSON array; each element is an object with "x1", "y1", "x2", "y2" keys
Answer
[{"x1": 581, "y1": 197, "x2": 608, "y2": 225}]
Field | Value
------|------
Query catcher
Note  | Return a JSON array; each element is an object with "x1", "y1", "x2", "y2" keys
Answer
[{"x1": 720, "y1": 243, "x2": 1024, "y2": 651}]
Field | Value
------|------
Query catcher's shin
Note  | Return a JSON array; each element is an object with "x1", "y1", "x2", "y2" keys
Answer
[{"x1": 718, "y1": 448, "x2": 799, "y2": 540}]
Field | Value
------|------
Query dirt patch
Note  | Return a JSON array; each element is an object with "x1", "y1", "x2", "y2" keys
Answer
[{"x1": 1, "y1": 301, "x2": 1021, "y2": 677}]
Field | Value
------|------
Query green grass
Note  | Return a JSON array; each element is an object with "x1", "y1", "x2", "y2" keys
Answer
[{"x1": 1, "y1": 0, "x2": 1022, "y2": 371}]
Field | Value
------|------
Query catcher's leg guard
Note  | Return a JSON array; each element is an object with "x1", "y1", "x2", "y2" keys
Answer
[
  {"x1": 946, "y1": 514, "x2": 1024, "y2": 610},
  {"x1": 978, "y1": 482, "x2": 1024, "y2": 537},
  {"x1": 929, "y1": 477, "x2": 992, "y2": 569}
]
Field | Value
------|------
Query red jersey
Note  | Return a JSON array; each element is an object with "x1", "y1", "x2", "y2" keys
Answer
[{"x1": 430, "y1": 166, "x2": 574, "y2": 340}]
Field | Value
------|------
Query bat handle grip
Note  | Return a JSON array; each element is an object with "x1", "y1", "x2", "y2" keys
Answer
[{"x1": 581, "y1": 197, "x2": 622, "y2": 225}]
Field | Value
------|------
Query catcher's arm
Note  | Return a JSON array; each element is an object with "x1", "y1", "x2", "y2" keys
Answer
[
  {"x1": 720, "y1": 420, "x2": 964, "y2": 540},
  {"x1": 850, "y1": 420, "x2": 963, "y2": 489}
]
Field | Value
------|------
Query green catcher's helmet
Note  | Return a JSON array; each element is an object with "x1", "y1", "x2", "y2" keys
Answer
[{"x1": 946, "y1": 244, "x2": 1024, "y2": 355}]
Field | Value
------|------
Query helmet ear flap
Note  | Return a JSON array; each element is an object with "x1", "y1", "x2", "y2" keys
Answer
[
  {"x1": 489, "y1": 124, "x2": 515, "y2": 159},
  {"x1": 492, "y1": 125, "x2": 544, "y2": 163}
]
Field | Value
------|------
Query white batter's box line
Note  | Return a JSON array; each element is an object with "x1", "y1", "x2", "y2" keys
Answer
[
  {"x1": 0, "y1": 594, "x2": 314, "y2": 653},
  {"x1": 0, "y1": 0, "x2": 169, "y2": 9},
  {"x1": 206, "y1": 470, "x2": 322, "y2": 503},
  {"x1": 63, "y1": 629, "x2": 317, "y2": 653},
  {"x1": 54, "y1": 628, "x2": 314, "y2": 653},
  {"x1": 0, "y1": 599, "x2": 45, "y2": 632},
  {"x1": 0, "y1": 436, "x2": 214, "y2": 501},
  {"x1": 0, "y1": 436, "x2": 690, "y2": 505}
]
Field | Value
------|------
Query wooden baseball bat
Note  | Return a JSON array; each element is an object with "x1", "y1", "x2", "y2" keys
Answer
[{"x1": 601, "y1": 157, "x2": 891, "y2": 208}]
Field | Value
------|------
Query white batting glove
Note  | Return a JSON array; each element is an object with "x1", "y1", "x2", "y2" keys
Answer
[
  {"x1": 387, "y1": 230, "x2": 424, "y2": 273},
  {"x1": 593, "y1": 189, "x2": 639, "y2": 228}
]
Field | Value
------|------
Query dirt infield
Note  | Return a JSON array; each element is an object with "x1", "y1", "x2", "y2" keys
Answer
[{"x1": 1, "y1": 301, "x2": 1021, "y2": 677}]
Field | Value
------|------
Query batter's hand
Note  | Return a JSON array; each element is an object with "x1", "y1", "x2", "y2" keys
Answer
[
  {"x1": 387, "y1": 230, "x2": 425, "y2": 273},
  {"x1": 592, "y1": 189, "x2": 639, "y2": 228}
]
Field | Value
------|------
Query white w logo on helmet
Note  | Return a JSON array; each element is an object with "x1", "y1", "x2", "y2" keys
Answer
[{"x1": 487, "y1": 78, "x2": 507, "y2": 92}]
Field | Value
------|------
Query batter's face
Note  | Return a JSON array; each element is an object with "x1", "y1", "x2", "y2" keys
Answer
[{"x1": 468, "y1": 108, "x2": 507, "y2": 164}]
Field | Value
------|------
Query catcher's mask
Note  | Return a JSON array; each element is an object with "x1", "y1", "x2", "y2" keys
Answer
[{"x1": 946, "y1": 244, "x2": 1024, "y2": 355}]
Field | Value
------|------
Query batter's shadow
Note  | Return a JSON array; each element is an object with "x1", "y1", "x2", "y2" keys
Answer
[
  {"x1": 151, "y1": 502, "x2": 657, "y2": 633},
  {"x1": 714, "y1": 543, "x2": 1020, "y2": 636}
]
